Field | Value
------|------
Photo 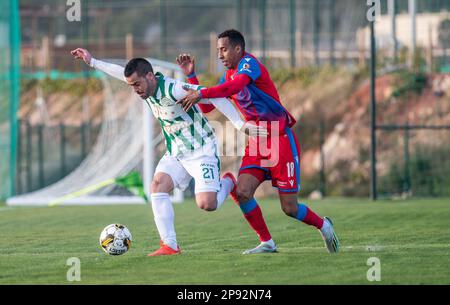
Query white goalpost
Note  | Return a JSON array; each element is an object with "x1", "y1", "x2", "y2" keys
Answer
[{"x1": 7, "y1": 58, "x2": 185, "y2": 206}]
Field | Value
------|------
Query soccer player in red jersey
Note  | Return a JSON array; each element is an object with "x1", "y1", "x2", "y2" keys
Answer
[{"x1": 177, "y1": 29, "x2": 340, "y2": 254}]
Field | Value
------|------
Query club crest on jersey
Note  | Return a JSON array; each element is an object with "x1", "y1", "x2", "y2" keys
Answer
[{"x1": 160, "y1": 96, "x2": 176, "y2": 106}]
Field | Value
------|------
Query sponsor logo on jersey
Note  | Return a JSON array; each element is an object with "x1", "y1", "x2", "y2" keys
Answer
[
  {"x1": 160, "y1": 97, "x2": 176, "y2": 106},
  {"x1": 240, "y1": 63, "x2": 252, "y2": 73},
  {"x1": 182, "y1": 84, "x2": 197, "y2": 91},
  {"x1": 163, "y1": 121, "x2": 191, "y2": 133}
]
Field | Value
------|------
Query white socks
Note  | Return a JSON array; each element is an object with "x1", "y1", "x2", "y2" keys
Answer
[
  {"x1": 150, "y1": 193, "x2": 177, "y2": 251},
  {"x1": 216, "y1": 177, "x2": 234, "y2": 209},
  {"x1": 150, "y1": 179, "x2": 233, "y2": 250},
  {"x1": 262, "y1": 239, "x2": 276, "y2": 248}
]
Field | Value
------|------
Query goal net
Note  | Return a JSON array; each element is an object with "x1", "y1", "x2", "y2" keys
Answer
[{"x1": 7, "y1": 58, "x2": 184, "y2": 206}]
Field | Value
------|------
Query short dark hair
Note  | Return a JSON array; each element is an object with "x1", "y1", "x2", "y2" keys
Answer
[
  {"x1": 218, "y1": 29, "x2": 245, "y2": 50},
  {"x1": 124, "y1": 58, "x2": 154, "y2": 77}
]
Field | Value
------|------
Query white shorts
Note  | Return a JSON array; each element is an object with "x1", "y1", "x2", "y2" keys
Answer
[{"x1": 155, "y1": 151, "x2": 221, "y2": 194}]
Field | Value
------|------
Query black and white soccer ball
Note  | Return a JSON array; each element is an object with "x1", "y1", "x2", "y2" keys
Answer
[{"x1": 99, "y1": 224, "x2": 132, "y2": 255}]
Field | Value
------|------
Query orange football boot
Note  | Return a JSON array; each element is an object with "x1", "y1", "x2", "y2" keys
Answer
[{"x1": 147, "y1": 240, "x2": 181, "y2": 256}]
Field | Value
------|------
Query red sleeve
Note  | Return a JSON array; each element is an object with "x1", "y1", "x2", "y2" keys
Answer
[
  {"x1": 200, "y1": 74, "x2": 251, "y2": 99},
  {"x1": 187, "y1": 75, "x2": 200, "y2": 85}
]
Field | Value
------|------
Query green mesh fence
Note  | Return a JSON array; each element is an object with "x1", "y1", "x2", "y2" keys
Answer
[{"x1": 0, "y1": 0, "x2": 20, "y2": 200}]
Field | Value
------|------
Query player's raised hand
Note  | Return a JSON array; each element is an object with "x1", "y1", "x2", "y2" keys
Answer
[
  {"x1": 176, "y1": 53, "x2": 195, "y2": 76},
  {"x1": 71, "y1": 48, "x2": 92, "y2": 66},
  {"x1": 241, "y1": 121, "x2": 269, "y2": 137}
]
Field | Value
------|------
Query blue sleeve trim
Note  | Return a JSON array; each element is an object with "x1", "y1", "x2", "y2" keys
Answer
[
  {"x1": 237, "y1": 57, "x2": 261, "y2": 81},
  {"x1": 239, "y1": 165, "x2": 269, "y2": 173},
  {"x1": 277, "y1": 187, "x2": 299, "y2": 193},
  {"x1": 239, "y1": 165, "x2": 272, "y2": 181},
  {"x1": 284, "y1": 127, "x2": 301, "y2": 190}
]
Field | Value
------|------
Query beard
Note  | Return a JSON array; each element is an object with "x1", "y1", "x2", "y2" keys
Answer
[{"x1": 139, "y1": 79, "x2": 152, "y2": 99}]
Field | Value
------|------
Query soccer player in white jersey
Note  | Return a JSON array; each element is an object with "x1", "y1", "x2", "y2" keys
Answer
[{"x1": 71, "y1": 48, "x2": 266, "y2": 256}]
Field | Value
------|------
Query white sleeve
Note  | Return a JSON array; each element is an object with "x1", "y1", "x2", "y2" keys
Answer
[
  {"x1": 170, "y1": 81, "x2": 201, "y2": 99},
  {"x1": 90, "y1": 58, "x2": 126, "y2": 82},
  {"x1": 207, "y1": 98, "x2": 245, "y2": 130},
  {"x1": 171, "y1": 81, "x2": 245, "y2": 130}
]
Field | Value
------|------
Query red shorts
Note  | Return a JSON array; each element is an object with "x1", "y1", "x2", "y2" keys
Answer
[{"x1": 239, "y1": 128, "x2": 301, "y2": 193}]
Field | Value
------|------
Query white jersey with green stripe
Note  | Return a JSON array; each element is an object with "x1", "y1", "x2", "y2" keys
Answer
[{"x1": 145, "y1": 72, "x2": 216, "y2": 158}]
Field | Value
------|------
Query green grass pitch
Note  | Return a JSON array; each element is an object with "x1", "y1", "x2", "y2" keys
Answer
[{"x1": 0, "y1": 198, "x2": 449, "y2": 284}]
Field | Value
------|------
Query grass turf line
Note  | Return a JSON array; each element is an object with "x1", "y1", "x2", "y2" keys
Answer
[{"x1": 0, "y1": 198, "x2": 449, "y2": 284}]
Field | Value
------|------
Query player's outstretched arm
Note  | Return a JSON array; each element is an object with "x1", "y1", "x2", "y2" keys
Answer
[
  {"x1": 173, "y1": 81, "x2": 267, "y2": 136},
  {"x1": 177, "y1": 74, "x2": 252, "y2": 112},
  {"x1": 71, "y1": 47, "x2": 126, "y2": 82}
]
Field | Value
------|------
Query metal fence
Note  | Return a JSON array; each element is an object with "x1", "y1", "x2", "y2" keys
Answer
[
  {"x1": 377, "y1": 125, "x2": 450, "y2": 198},
  {"x1": 18, "y1": 0, "x2": 450, "y2": 74},
  {"x1": 15, "y1": 120, "x2": 101, "y2": 194}
]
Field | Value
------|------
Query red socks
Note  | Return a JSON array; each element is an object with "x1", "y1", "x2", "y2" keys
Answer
[
  {"x1": 296, "y1": 203, "x2": 324, "y2": 229},
  {"x1": 240, "y1": 199, "x2": 272, "y2": 242}
]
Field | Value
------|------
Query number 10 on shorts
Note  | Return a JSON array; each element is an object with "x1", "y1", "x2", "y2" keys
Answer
[{"x1": 286, "y1": 162, "x2": 295, "y2": 178}]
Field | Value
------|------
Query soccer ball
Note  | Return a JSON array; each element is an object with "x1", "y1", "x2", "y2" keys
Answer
[{"x1": 99, "y1": 224, "x2": 132, "y2": 255}]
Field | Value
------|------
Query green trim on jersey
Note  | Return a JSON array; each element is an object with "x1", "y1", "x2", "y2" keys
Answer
[
  {"x1": 215, "y1": 152, "x2": 221, "y2": 174},
  {"x1": 158, "y1": 117, "x2": 173, "y2": 154},
  {"x1": 188, "y1": 107, "x2": 214, "y2": 138},
  {"x1": 168, "y1": 82, "x2": 177, "y2": 101},
  {"x1": 154, "y1": 72, "x2": 166, "y2": 100},
  {"x1": 186, "y1": 107, "x2": 204, "y2": 146},
  {"x1": 145, "y1": 73, "x2": 216, "y2": 158},
  {"x1": 174, "y1": 128, "x2": 194, "y2": 152}
]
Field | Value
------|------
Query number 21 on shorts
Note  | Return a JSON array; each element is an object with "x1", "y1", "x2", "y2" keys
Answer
[{"x1": 202, "y1": 167, "x2": 215, "y2": 180}]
